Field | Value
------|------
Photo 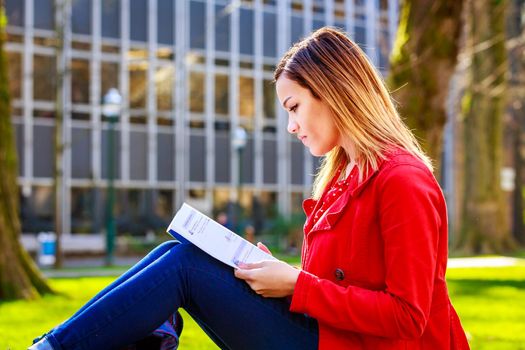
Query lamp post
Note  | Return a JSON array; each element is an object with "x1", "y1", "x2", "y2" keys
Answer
[
  {"x1": 232, "y1": 126, "x2": 247, "y2": 233},
  {"x1": 102, "y1": 88, "x2": 122, "y2": 266}
]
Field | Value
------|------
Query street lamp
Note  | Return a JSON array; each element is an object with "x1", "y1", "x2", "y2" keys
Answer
[
  {"x1": 102, "y1": 88, "x2": 122, "y2": 266},
  {"x1": 232, "y1": 126, "x2": 247, "y2": 233}
]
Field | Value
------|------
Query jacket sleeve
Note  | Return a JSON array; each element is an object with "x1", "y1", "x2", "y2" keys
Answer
[{"x1": 290, "y1": 164, "x2": 443, "y2": 339}]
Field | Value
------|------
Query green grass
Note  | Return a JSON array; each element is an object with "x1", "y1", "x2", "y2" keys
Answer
[
  {"x1": 0, "y1": 265, "x2": 524, "y2": 350},
  {"x1": 446, "y1": 266, "x2": 525, "y2": 349},
  {"x1": 0, "y1": 277, "x2": 218, "y2": 350}
]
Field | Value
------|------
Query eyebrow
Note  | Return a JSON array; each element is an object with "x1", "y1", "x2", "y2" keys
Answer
[{"x1": 282, "y1": 96, "x2": 292, "y2": 109}]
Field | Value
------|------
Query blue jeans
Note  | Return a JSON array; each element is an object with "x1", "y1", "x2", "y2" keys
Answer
[{"x1": 43, "y1": 241, "x2": 319, "y2": 349}]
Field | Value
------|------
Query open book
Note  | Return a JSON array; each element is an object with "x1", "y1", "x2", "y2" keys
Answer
[{"x1": 166, "y1": 203, "x2": 277, "y2": 268}]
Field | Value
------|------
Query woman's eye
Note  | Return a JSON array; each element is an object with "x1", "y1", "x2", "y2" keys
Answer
[{"x1": 289, "y1": 104, "x2": 298, "y2": 113}]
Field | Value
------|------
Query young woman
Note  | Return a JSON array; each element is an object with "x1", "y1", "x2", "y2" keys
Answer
[{"x1": 30, "y1": 27, "x2": 469, "y2": 350}]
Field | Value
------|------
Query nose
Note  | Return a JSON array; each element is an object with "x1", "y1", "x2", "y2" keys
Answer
[{"x1": 287, "y1": 116, "x2": 298, "y2": 134}]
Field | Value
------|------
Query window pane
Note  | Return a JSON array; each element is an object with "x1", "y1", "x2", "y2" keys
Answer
[
  {"x1": 190, "y1": 1, "x2": 206, "y2": 49},
  {"x1": 72, "y1": 59, "x2": 90, "y2": 104},
  {"x1": 34, "y1": 0, "x2": 54, "y2": 30},
  {"x1": 291, "y1": 141, "x2": 304, "y2": 185},
  {"x1": 6, "y1": 0, "x2": 24, "y2": 27},
  {"x1": 263, "y1": 12, "x2": 276, "y2": 57},
  {"x1": 72, "y1": 0, "x2": 91, "y2": 35},
  {"x1": 7, "y1": 52, "x2": 22, "y2": 99},
  {"x1": 189, "y1": 71, "x2": 205, "y2": 113},
  {"x1": 15, "y1": 124, "x2": 24, "y2": 176},
  {"x1": 71, "y1": 127, "x2": 91, "y2": 178},
  {"x1": 33, "y1": 55, "x2": 56, "y2": 101},
  {"x1": 355, "y1": 25, "x2": 366, "y2": 46},
  {"x1": 263, "y1": 79, "x2": 275, "y2": 118},
  {"x1": 215, "y1": 4, "x2": 230, "y2": 52},
  {"x1": 157, "y1": 133, "x2": 174, "y2": 181},
  {"x1": 291, "y1": 15, "x2": 304, "y2": 45},
  {"x1": 130, "y1": 130, "x2": 148, "y2": 180},
  {"x1": 102, "y1": 0, "x2": 120, "y2": 39},
  {"x1": 241, "y1": 137, "x2": 254, "y2": 184},
  {"x1": 33, "y1": 124, "x2": 54, "y2": 177},
  {"x1": 239, "y1": 76, "x2": 254, "y2": 117},
  {"x1": 129, "y1": 62, "x2": 147, "y2": 109},
  {"x1": 263, "y1": 139, "x2": 277, "y2": 184},
  {"x1": 130, "y1": 0, "x2": 147, "y2": 42},
  {"x1": 215, "y1": 131, "x2": 231, "y2": 183},
  {"x1": 312, "y1": 19, "x2": 324, "y2": 31},
  {"x1": 158, "y1": 0, "x2": 174, "y2": 45},
  {"x1": 215, "y1": 74, "x2": 229, "y2": 115},
  {"x1": 101, "y1": 62, "x2": 119, "y2": 102},
  {"x1": 156, "y1": 65, "x2": 173, "y2": 111},
  {"x1": 190, "y1": 134, "x2": 205, "y2": 182},
  {"x1": 71, "y1": 188, "x2": 97, "y2": 233},
  {"x1": 239, "y1": 8, "x2": 253, "y2": 55}
]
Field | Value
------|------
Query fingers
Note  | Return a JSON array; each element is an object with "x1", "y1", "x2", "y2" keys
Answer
[
  {"x1": 237, "y1": 261, "x2": 265, "y2": 269},
  {"x1": 257, "y1": 242, "x2": 272, "y2": 255}
]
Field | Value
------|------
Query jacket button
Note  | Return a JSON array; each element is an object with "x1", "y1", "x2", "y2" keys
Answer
[{"x1": 334, "y1": 268, "x2": 345, "y2": 281}]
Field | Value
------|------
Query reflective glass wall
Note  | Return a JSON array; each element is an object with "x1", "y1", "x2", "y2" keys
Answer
[{"x1": 5, "y1": 0, "x2": 398, "y2": 236}]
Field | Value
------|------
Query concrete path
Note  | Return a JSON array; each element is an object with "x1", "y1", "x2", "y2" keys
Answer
[{"x1": 42, "y1": 255, "x2": 525, "y2": 278}]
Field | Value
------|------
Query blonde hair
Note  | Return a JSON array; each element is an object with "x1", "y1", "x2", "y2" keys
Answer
[{"x1": 274, "y1": 27, "x2": 432, "y2": 199}]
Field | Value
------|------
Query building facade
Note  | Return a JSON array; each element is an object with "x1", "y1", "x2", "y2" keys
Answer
[{"x1": 5, "y1": 0, "x2": 398, "y2": 237}]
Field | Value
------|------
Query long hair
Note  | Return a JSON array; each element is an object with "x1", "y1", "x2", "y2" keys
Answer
[{"x1": 274, "y1": 27, "x2": 432, "y2": 199}]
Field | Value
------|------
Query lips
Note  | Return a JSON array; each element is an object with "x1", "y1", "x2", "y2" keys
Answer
[{"x1": 298, "y1": 136, "x2": 307, "y2": 145}]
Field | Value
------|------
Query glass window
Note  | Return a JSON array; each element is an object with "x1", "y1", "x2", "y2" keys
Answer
[
  {"x1": 33, "y1": 55, "x2": 56, "y2": 101},
  {"x1": 263, "y1": 79, "x2": 275, "y2": 118},
  {"x1": 156, "y1": 65, "x2": 174, "y2": 111},
  {"x1": 71, "y1": 127, "x2": 91, "y2": 178},
  {"x1": 215, "y1": 74, "x2": 229, "y2": 115},
  {"x1": 101, "y1": 62, "x2": 119, "y2": 103},
  {"x1": 354, "y1": 25, "x2": 366, "y2": 46},
  {"x1": 240, "y1": 137, "x2": 254, "y2": 184},
  {"x1": 34, "y1": 0, "x2": 54, "y2": 30},
  {"x1": 291, "y1": 141, "x2": 304, "y2": 185},
  {"x1": 72, "y1": 0, "x2": 91, "y2": 35},
  {"x1": 312, "y1": 19, "x2": 324, "y2": 31},
  {"x1": 239, "y1": 76, "x2": 254, "y2": 117},
  {"x1": 6, "y1": 0, "x2": 24, "y2": 27},
  {"x1": 102, "y1": 0, "x2": 120, "y2": 39},
  {"x1": 263, "y1": 139, "x2": 277, "y2": 184},
  {"x1": 215, "y1": 4, "x2": 230, "y2": 52},
  {"x1": 291, "y1": 15, "x2": 304, "y2": 45},
  {"x1": 33, "y1": 124, "x2": 54, "y2": 178},
  {"x1": 190, "y1": 1, "x2": 206, "y2": 49},
  {"x1": 129, "y1": 62, "x2": 148, "y2": 109},
  {"x1": 22, "y1": 186, "x2": 54, "y2": 233},
  {"x1": 157, "y1": 132, "x2": 174, "y2": 181},
  {"x1": 71, "y1": 188, "x2": 98, "y2": 233},
  {"x1": 158, "y1": 0, "x2": 174, "y2": 45},
  {"x1": 130, "y1": 130, "x2": 148, "y2": 180},
  {"x1": 189, "y1": 71, "x2": 205, "y2": 113},
  {"x1": 71, "y1": 59, "x2": 90, "y2": 104},
  {"x1": 379, "y1": 29, "x2": 390, "y2": 72},
  {"x1": 214, "y1": 131, "x2": 231, "y2": 183},
  {"x1": 263, "y1": 12, "x2": 276, "y2": 57},
  {"x1": 7, "y1": 52, "x2": 22, "y2": 100},
  {"x1": 190, "y1": 134, "x2": 206, "y2": 182},
  {"x1": 130, "y1": 0, "x2": 148, "y2": 42},
  {"x1": 15, "y1": 124, "x2": 24, "y2": 176},
  {"x1": 239, "y1": 8, "x2": 253, "y2": 55}
]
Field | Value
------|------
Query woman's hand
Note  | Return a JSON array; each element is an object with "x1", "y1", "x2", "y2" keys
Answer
[
  {"x1": 234, "y1": 260, "x2": 300, "y2": 298},
  {"x1": 256, "y1": 242, "x2": 272, "y2": 255}
]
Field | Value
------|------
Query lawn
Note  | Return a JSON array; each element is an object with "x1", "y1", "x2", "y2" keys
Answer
[{"x1": 0, "y1": 264, "x2": 523, "y2": 349}]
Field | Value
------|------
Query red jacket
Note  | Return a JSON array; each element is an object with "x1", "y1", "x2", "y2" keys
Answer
[{"x1": 290, "y1": 149, "x2": 469, "y2": 349}]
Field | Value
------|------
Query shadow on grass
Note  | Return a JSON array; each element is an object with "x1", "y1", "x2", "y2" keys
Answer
[{"x1": 447, "y1": 278, "x2": 525, "y2": 296}]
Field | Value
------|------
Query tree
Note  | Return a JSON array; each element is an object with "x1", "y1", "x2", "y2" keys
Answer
[
  {"x1": 0, "y1": 1, "x2": 54, "y2": 299},
  {"x1": 388, "y1": 0, "x2": 464, "y2": 176},
  {"x1": 457, "y1": 0, "x2": 515, "y2": 253}
]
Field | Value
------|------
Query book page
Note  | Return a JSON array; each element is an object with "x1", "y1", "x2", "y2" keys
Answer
[{"x1": 167, "y1": 203, "x2": 276, "y2": 268}]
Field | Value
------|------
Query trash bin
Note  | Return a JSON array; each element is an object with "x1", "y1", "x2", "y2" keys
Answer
[{"x1": 37, "y1": 232, "x2": 56, "y2": 267}]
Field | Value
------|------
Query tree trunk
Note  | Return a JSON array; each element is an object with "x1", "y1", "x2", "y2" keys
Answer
[
  {"x1": 0, "y1": 2, "x2": 54, "y2": 299},
  {"x1": 388, "y1": 0, "x2": 464, "y2": 177},
  {"x1": 457, "y1": 0, "x2": 515, "y2": 254}
]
